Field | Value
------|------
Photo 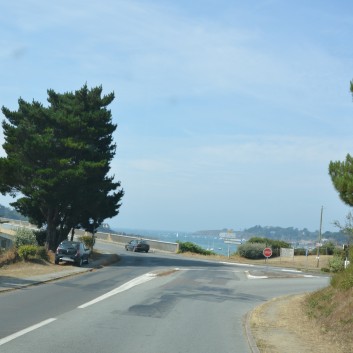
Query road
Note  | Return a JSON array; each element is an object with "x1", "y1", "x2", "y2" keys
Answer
[{"x1": 0, "y1": 242, "x2": 329, "y2": 352}]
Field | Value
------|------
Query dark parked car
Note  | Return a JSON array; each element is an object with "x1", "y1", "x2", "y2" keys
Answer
[
  {"x1": 125, "y1": 239, "x2": 150, "y2": 253},
  {"x1": 55, "y1": 240, "x2": 91, "y2": 266}
]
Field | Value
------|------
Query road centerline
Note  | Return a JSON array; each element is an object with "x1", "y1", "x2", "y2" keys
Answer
[
  {"x1": 78, "y1": 272, "x2": 157, "y2": 309},
  {"x1": 0, "y1": 318, "x2": 56, "y2": 346}
]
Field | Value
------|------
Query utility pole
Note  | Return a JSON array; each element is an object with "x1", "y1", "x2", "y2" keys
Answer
[{"x1": 316, "y1": 206, "x2": 323, "y2": 268}]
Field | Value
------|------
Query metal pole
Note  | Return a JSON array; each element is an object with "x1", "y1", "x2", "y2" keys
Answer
[{"x1": 316, "y1": 206, "x2": 323, "y2": 268}]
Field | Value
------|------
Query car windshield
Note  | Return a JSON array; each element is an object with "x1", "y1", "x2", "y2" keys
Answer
[{"x1": 60, "y1": 242, "x2": 79, "y2": 249}]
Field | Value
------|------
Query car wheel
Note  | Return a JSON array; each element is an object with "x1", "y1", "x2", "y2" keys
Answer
[
  {"x1": 55, "y1": 259, "x2": 59, "y2": 264},
  {"x1": 145, "y1": 249, "x2": 149, "y2": 253}
]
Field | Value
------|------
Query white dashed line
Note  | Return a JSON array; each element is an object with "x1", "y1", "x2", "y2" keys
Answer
[
  {"x1": 0, "y1": 318, "x2": 56, "y2": 346},
  {"x1": 220, "y1": 262, "x2": 254, "y2": 267}
]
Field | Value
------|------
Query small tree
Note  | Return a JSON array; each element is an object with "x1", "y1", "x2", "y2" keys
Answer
[
  {"x1": 14, "y1": 228, "x2": 37, "y2": 248},
  {"x1": 333, "y1": 212, "x2": 353, "y2": 262},
  {"x1": 333, "y1": 212, "x2": 353, "y2": 243}
]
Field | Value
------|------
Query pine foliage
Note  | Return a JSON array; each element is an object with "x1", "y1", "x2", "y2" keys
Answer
[{"x1": 0, "y1": 84, "x2": 124, "y2": 250}]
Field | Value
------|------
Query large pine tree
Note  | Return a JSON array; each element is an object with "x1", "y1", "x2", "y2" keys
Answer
[{"x1": 0, "y1": 84, "x2": 124, "y2": 250}]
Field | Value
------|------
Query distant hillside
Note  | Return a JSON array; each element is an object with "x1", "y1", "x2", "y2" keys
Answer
[
  {"x1": 194, "y1": 225, "x2": 347, "y2": 245},
  {"x1": 0, "y1": 205, "x2": 115, "y2": 232},
  {"x1": 0, "y1": 204, "x2": 27, "y2": 221}
]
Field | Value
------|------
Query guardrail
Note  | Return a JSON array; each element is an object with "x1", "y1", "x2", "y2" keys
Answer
[
  {"x1": 74, "y1": 229, "x2": 179, "y2": 253},
  {"x1": 0, "y1": 218, "x2": 179, "y2": 253}
]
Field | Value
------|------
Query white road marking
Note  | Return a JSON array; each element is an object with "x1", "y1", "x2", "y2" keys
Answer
[
  {"x1": 281, "y1": 269, "x2": 302, "y2": 273},
  {"x1": 245, "y1": 271, "x2": 268, "y2": 279},
  {"x1": 0, "y1": 318, "x2": 56, "y2": 346},
  {"x1": 78, "y1": 272, "x2": 157, "y2": 309},
  {"x1": 220, "y1": 262, "x2": 254, "y2": 267},
  {"x1": 177, "y1": 268, "x2": 241, "y2": 273}
]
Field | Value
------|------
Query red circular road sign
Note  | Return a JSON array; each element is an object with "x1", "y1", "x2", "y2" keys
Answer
[{"x1": 263, "y1": 247, "x2": 272, "y2": 258}]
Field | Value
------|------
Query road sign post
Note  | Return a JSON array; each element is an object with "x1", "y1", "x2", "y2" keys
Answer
[{"x1": 263, "y1": 247, "x2": 272, "y2": 263}]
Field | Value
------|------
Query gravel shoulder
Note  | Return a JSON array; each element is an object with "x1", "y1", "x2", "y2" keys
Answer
[{"x1": 249, "y1": 294, "x2": 345, "y2": 353}]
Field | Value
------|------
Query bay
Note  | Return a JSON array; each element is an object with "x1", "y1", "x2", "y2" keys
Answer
[{"x1": 113, "y1": 227, "x2": 238, "y2": 256}]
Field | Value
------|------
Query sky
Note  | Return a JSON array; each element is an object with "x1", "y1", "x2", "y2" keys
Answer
[{"x1": 1, "y1": 0, "x2": 353, "y2": 233}]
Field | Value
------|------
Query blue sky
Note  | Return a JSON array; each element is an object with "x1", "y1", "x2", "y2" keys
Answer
[{"x1": 1, "y1": 0, "x2": 353, "y2": 233}]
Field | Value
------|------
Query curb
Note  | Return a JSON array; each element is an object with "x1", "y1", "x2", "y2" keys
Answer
[{"x1": 244, "y1": 311, "x2": 261, "y2": 353}]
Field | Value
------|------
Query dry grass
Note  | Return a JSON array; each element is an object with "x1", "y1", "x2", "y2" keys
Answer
[
  {"x1": 254, "y1": 254, "x2": 331, "y2": 271},
  {"x1": 305, "y1": 286, "x2": 353, "y2": 349},
  {"x1": 0, "y1": 249, "x2": 104, "y2": 278},
  {"x1": 181, "y1": 252, "x2": 332, "y2": 272},
  {"x1": 250, "y1": 294, "x2": 347, "y2": 353},
  {"x1": 0, "y1": 247, "x2": 18, "y2": 266}
]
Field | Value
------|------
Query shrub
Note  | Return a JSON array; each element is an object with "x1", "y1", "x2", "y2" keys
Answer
[
  {"x1": 321, "y1": 267, "x2": 330, "y2": 273},
  {"x1": 35, "y1": 246, "x2": 49, "y2": 261},
  {"x1": 328, "y1": 255, "x2": 344, "y2": 273},
  {"x1": 323, "y1": 241, "x2": 336, "y2": 255},
  {"x1": 246, "y1": 237, "x2": 290, "y2": 258},
  {"x1": 294, "y1": 248, "x2": 307, "y2": 256},
  {"x1": 177, "y1": 241, "x2": 215, "y2": 255},
  {"x1": 0, "y1": 247, "x2": 18, "y2": 266},
  {"x1": 15, "y1": 228, "x2": 37, "y2": 248},
  {"x1": 333, "y1": 247, "x2": 345, "y2": 257},
  {"x1": 330, "y1": 260, "x2": 353, "y2": 290},
  {"x1": 80, "y1": 235, "x2": 95, "y2": 250},
  {"x1": 18, "y1": 245, "x2": 37, "y2": 261},
  {"x1": 237, "y1": 242, "x2": 267, "y2": 259},
  {"x1": 248, "y1": 237, "x2": 291, "y2": 249}
]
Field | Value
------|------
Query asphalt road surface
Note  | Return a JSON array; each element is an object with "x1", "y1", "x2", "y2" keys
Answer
[{"x1": 0, "y1": 242, "x2": 329, "y2": 352}]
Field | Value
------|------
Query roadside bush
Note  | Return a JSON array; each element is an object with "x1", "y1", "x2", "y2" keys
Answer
[
  {"x1": 323, "y1": 241, "x2": 336, "y2": 255},
  {"x1": 0, "y1": 247, "x2": 18, "y2": 267},
  {"x1": 315, "y1": 243, "x2": 336, "y2": 255},
  {"x1": 246, "y1": 237, "x2": 290, "y2": 258},
  {"x1": 248, "y1": 237, "x2": 290, "y2": 249},
  {"x1": 18, "y1": 245, "x2": 37, "y2": 261},
  {"x1": 15, "y1": 228, "x2": 37, "y2": 248},
  {"x1": 237, "y1": 242, "x2": 267, "y2": 259},
  {"x1": 177, "y1": 241, "x2": 215, "y2": 255},
  {"x1": 331, "y1": 264, "x2": 353, "y2": 290},
  {"x1": 328, "y1": 255, "x2": 344, "y2": 273},
  {"x1": 333, "y1": 247, "x2": 345, "y2": 257},
  {"x1": 80, "y1": 235, "x2": 95, "y2": 250},
  {"x1": 35, "y1": 246, "x2": 49, "y2": 261},
  {"x1": 294, "y1": 248, "x2": 307, "y2": 256}
]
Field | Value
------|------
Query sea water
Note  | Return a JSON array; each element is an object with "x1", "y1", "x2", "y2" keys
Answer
[{"x1": 114, "y1": 228, "x2": 238, "y2": 256}]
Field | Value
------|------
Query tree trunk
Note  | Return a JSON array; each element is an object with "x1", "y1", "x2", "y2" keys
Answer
[
  {"x1": 70, "y1": 228, "x2": 75, "y2": 241},
  {"x1": 45, "y1": 221, "x2": 57, "y2": 251},
  {"x1": 45, "y1": 208, "x2": 59, "y2": 251}
]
